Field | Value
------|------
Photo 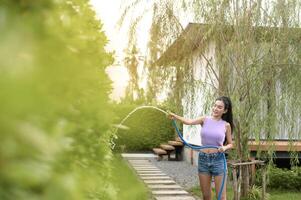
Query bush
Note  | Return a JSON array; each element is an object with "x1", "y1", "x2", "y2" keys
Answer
[
  {"x1": 246, "y1": 185, "x2": 269, "y2": 200},
  {"x1": 112, "y1": 104, "x2": 175, "y2": 152},
  {"x1": 257, "y1": 166, "x2": 301, "y2": 191},
  {"x1": 268, "y1": 166, "x2": 301, "y2": 190}
]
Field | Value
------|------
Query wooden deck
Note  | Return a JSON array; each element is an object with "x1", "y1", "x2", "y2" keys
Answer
[{"x1": 248, "y1": 140, "x2": 301, "y2": 151}]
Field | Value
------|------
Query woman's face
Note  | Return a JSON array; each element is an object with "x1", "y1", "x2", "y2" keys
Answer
[{"x1": 212, "y1": 100, "x2": 227, "y2": 118}]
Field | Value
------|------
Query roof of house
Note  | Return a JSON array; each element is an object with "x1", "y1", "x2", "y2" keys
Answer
[
  {"x1": 155, "y1": 22, "x2": 301, "y2": 66},
  {"x1": 155, "y1": 23, "x2": 206, "y2": 66}
]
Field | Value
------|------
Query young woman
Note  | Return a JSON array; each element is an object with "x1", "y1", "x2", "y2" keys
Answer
[{"x1": 169, "y1": 96, "x2": 234, "y2": 200}]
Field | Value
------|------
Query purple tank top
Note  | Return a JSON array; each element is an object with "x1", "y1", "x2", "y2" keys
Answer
[{"x1": 201, "y1": 117, "x2": 226, "y2": 146}]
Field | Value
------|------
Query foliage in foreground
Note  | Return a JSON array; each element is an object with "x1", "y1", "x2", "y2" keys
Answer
[{"x1": 0, "y1": 0, "x2": 117, "y2": 199}]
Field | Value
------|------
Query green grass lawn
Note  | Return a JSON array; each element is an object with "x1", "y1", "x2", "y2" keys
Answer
[
  {"x1": 110, "y1": 154, "x2": 150, "y2": 200},
  {"x1": 189, "y1": 185, "x2": 233, "y2": 200},
  {"x1": 189, "y1": 185, "x2": 301, "y2": 200},
  {"x1": 267, "y1": 189, "x2": 301, "y2": 200}
]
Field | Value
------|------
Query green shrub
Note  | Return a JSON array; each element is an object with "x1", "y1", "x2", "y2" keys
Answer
[
  {"x1": 257, "y1": 166, "x2": 301, "y2": 191},
  {"x1": 113, "y1": 104, "x2": 175, "y2": 152},
  {"x1": 246, "y1": 185, "x2": 269, "y2": 200},
  {"x1": 268, "y1": 166, "x2": 301, "y2": 190}
]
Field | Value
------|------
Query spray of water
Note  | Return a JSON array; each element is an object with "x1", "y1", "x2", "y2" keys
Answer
[{"x1": 110, "y1": 106, "x2": 169, "y2": 149}]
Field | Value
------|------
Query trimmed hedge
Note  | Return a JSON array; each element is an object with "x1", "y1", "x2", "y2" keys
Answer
[{"x1": 112, "y1": 104, "x2": 175, "y2": 152}]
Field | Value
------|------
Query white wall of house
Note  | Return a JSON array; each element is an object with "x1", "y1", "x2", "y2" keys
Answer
[{"x1": 182, "y1": 41, "x2": 218, "y2": 164}]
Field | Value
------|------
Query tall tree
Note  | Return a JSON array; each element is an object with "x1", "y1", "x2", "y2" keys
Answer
[{"x1": 123, "y1": 44, "x2": 143, "y2": 101}]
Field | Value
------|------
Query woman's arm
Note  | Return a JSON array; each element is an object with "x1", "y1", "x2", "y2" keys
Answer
[
  {"x1": 219, "y1": 123, "x2": 233, "y2": 152},
  {"x1": 169, "y1": 112, "x2": 205, "y2": 125}
]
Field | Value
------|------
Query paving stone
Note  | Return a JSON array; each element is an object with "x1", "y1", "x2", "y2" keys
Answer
[
  {"x1": 133, "y1": 165, "x2": 157, "y2": 167},
  {"x1": 137, "y1": 171, "x2": 162, "y2": 174},
  {"x1": 133, "y1": 164, "x2": 156, "y2": 166},
  {"x1": 134, "y1": 167, "x2": 159, "y2": 169},
  {"x1": 139, "y1": 173, "x2": 167, "y2": 176},
  {"x1": 129, "y1": 162, "x2": 151, "y2": 165},
  {"x1": 132, "y1": 164, "x2": 154, "y2": 166},
  {"x1": 122, "y1": 153, "x2": 197, "y2": 200},
  {"x1": 122, "y1": 153, "x2": 157, "y2": 159},
  {"x1": 134, "y1": 167, "x2": 159, "y2": 170},
  {"x1": 136, "y1": 169, "x2": 161, "y2": 172},
  {"x1": 141, "y1": 176, "x2": 171, "y2": 180},
  {"x1": 144, "y1": 180, "x2": 176, "y2": 184},
  {"x1": 137, "y1": 171, "x2": 164, "y2": 174},
  {"x1": 155, "y1": 196, "x2": 196, "y2": 200},
  {"x1": 152, "y1": 190, "x2": 188, "y2": 195},
  {"x1": 148, "y1": 185, "x2": 182, "y2": 190},
  {"x1": 129, "y1": 160, "x2": 150, "y2": 163},
  {"x1": 129, "y1": 159, "x2": 150, "y2": 161},
  {"x1": 137, "y1": 170, "x2": 162, "y2": 172}
]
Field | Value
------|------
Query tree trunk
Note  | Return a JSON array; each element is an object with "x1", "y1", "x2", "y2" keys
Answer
[{"x1": 232, "y1": 166, "x2": 239, "y2": 200}]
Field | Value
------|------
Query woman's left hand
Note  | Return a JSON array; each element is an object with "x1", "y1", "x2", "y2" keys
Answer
[{"x1": 218, "y1": 146, "x2": 226, "y2": 152}]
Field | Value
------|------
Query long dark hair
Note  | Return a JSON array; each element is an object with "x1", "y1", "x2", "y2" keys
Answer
[{"x1": 216, "y1": 96, "x2": 234, "y2": 131}]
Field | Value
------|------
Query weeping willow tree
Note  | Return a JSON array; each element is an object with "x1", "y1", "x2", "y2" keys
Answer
[
  {"x1": 207, "y1": 1, "x2": 301, "y2": 196},
  {"x1": 120, "y1": 0, "x2": 301, "y2": 198},
  {"x1": 0, "y1": 0, "x2": 117, "y2": 199},
  {"x1": 119, "y1": 0, "x2": 184, "y2": 108},
  {"x1": 123, "y1": 44, "x2": 141, "y2": 101}
]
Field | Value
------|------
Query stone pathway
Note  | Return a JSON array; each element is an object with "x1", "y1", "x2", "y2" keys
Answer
[{"x1": 122, "y1": 153, "x2": 198, "y2": 200}]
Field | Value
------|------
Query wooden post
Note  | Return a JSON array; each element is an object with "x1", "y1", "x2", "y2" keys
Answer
[
  {"x1": 262, "y1": 165, "x2": 267, "y2": 200},
  {"x1": 250, "y1": 157, "x2": 256, "y2": 185},
  {"x1": 232, "y1": 166, "x2": 238, "y2": 200},
  {"x1": 238, "y1": 165, "x2": 242, "y2": 200},
  {"x1": 229, "y1": 160, "x2": 265, "y2": 200}
]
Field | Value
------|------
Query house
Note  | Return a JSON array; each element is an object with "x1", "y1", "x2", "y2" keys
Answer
[{"x1": 156, "y1": 23, "x2": 301, "y2": 168}]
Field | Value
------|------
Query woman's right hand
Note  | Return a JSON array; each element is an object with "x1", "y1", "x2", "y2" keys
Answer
[{"x1": 167, "y1": 112, "x2": 176, "y2": 120}]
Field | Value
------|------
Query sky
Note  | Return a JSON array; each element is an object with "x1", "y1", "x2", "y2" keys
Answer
[
  {"x1": 90, "y1": 0, "x2": 127, "y2": 101},
  {"x1": 90, "y1": 0, "x2": 151, "y2": 102},
  {"x1": 89, "y1": 1, "x2": 193, "y2": 102}
]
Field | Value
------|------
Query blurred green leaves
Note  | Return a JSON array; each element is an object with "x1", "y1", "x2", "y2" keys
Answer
[{"x1": 0, "y1": 0, "x2": 116, "y2": 199}]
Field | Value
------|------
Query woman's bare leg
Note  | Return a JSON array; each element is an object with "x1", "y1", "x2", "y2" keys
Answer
[
  {"x1": 214, "y1": 174, "x2": 227, "y2": 200},
  {"x1": 199, "y1": 174, "x2": 212, "y2": 200}
]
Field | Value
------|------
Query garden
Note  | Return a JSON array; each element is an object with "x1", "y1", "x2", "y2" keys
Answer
[{"x1": 1, "y1": 0, "x2": 301, "y2": 200}]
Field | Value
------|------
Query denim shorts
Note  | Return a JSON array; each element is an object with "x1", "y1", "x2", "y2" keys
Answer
[{"x1": 198, "y1": 151, "x2": 227, "y2": 176}]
